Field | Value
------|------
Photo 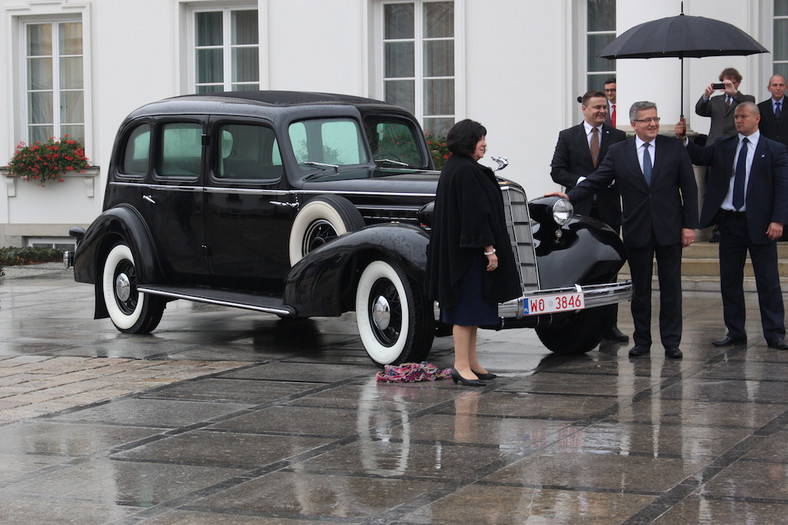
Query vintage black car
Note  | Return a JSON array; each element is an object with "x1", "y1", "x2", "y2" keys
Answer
[{"x1": 66, "y1": 91, "x2": 631, "y2": 366}]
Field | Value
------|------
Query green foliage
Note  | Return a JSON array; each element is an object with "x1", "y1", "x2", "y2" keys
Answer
[
  {"x1": 0, "y1": 247, "x2": 64, "y2": 266},
  {"x1": 426, "y1": 133, "x2": 450, "y2": 170},
  {"x1": 5, "y1": 136, "x2": 91, "y2": 186}
]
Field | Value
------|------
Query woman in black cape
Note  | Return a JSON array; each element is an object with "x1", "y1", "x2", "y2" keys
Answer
[{"x1": 425, "y1": 119, "x2": 521, "y2": 386}]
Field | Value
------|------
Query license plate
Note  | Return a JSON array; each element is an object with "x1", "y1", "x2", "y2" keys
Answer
[{"x1": 523, "y1": 292, "x2": 585, "y2": 315}]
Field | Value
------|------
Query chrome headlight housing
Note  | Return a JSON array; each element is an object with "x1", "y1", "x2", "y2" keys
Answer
[{"x1": 551, "y1": 198, "x2": 573, "y2": 226}]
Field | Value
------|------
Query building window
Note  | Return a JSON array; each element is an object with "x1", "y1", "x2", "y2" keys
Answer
[
  {"x1": 586, "y1": 0, "x2": 616, "y2": 90},
  {"x1": 25, "y1": 20, "x2": 84, "y2": 144},
  {"x1": 775, "y1": 0, "x2": 788, "y2": 79},
  {"x1": 193, "y1": 8, "x2": 259, "y2": 93},
  {"x1": 382, "y1": 1, "x2": 455, "y2": 137}
]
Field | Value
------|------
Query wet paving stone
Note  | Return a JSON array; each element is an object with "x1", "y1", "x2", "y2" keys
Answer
[
  {"x1": 484, "y1": 451, "x2": 707, "y2": 493},
  {"x1": 188, "y1": 470, "x2": 446, "y2": 520},
  {"x1": 399, "y1": 483, "x2": 656, "y2": 524},
  {"x1": 50, "y1": 397, "x2": 253, "y2": 428},
  {"x1": 0, "y1": 421, "x2": 164, "y2": 457},
  {"x1": 112, "y1": 429, "x2": 333, "y2": 469},
  {"x1": 138, "y1": 377, "x2": 321, "y2": 405},
  {"x1": 652, "y1": 494, "x2": 788, "y2": 524},
  {"x1": 0, "y1": 497, "x2": 139, "y2": 525},
  {"x1": 0, "y1": 458, "x2": 247, "y2": 507},
  {"x1": 210, "y1": 404, "x2": 378, "y2": 438},
  {"x1": 699, "y1": 458, "x2": 788, "y2": 501}
]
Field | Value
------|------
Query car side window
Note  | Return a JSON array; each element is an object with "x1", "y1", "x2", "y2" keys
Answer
[
  {"x1": 367, "y1": 119, "x2": 425, "y2": 167},
  {"x1": 217, "y1": 123, "x2": 283, "y2": 181},
  {"x1": 159, "y1": 123, "x2": 203, "y2": 178},
  {"x1": 289, "y1": 118, "x2": 369, "y2": 168},
  {"x1": 120, "y1": 124, "x2": 151, "y2": 176}
]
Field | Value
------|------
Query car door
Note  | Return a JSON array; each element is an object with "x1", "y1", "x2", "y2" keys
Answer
[
  {"x1": 204, "y1": 118, "x2": 296, "y2": 293},
  {"x1": 141, "y1": 118, "x2": 211, "y2": 285}
]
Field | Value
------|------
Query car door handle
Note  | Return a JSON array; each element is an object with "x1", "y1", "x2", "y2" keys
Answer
[
  {"x1": 271, "y1": 200, "x2": 299, "y2": 208},
  {"x1": 143, "y1": 195, "x2": 156, "y2": 204}
]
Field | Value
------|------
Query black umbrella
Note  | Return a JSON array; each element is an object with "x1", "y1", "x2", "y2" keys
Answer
[{"x1": 597, "y1": 4, "x2": 768, "y2": 116}]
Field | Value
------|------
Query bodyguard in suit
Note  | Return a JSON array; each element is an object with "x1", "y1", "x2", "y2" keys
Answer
[
  {"x1": 676, "y1": 102, "x2": 788, "y2": 350},
  {"x1": 551, "y1": 101, "x2": 698, "y2": 359},
  {"x1": 757, "y1": 74, "x2": 788, "y2": 149},
  {"x1": 695, "y1": 67, "x2": 755, "y2": 145},
  {"x1": 550, "y1": 89, "x2": 628, "y2": 341}
]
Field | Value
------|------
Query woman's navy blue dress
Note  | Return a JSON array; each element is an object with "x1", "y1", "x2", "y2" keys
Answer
[{"x1": 440, "y1": 256, "x2": 499, "y2": 326}]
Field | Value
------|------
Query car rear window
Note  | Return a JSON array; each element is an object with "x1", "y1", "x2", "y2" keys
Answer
[
  {"x1": 159, "y1": 123, "x2": 203, "y2": 178},
  {"x1": 120, "y1": 124, "x2": 151, "y2": 176}
]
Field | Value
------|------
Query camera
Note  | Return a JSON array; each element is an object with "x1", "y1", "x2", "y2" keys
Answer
[{"x1": 712, "y1": 82, "x2": 726, "y2": 90}]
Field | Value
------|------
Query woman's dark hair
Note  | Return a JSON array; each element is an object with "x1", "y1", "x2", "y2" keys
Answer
[{"x1": 446, "y1": 119, "x2": 487, "y2": 157}]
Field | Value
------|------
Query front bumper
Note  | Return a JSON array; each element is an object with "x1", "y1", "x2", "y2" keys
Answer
[
  {"x1": 498, "y1": 280, "x2": 632, "y2": 319},
  {"x1": 433, "y1": 280, "x2": 632, "y2": 321}
]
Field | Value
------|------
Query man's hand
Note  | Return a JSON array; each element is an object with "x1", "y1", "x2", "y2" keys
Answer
[
  {"x1": 674, "y1": 117, "x2": 687, "y2": 140},
  {"x1": 545, "y1": 191, "x2": 568, "y2": 199},
  {"x1": 767, "y1": 222, "x2": 784, "y2": 241},
  {"x1": 681, "y1": 228, "x2": 695, "y2": 247},
  {"x1": 723, "y1": 80, "x2": 738, "y2": 96}
]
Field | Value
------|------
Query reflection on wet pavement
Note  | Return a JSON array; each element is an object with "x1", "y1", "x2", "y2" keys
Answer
[{"x1": 0, "y1": 269, "x2": 785, "y2": 523}]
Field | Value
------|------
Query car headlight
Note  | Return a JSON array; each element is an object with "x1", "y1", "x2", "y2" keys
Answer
[{"x1": 552, "y1": 198, "x2": 573, "y2": 226}]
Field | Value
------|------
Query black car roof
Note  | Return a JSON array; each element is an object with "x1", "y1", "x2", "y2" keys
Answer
[{"x1": 126, "y1": 91, "x2": 406, "y2": 120}]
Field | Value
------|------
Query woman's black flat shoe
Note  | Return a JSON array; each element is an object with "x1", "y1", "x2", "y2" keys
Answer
[
  {"x1": 451, "y1": 369, "x2": 486, "y2": 386},
  {"x1": 472, "y1": 370, "x2": 497, "y2": 380}
]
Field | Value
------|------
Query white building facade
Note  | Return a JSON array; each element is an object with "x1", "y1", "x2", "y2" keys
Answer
[{"x1": 0, "y1": 0, "x2": 785, "y2": 247}]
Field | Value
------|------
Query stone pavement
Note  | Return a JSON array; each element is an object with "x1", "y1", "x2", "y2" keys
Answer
[{"x1": 0, "y1": 264, "x2": 786, "y2": 524}]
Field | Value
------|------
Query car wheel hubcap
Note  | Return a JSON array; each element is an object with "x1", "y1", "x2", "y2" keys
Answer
[
  {"x1": 303, "y1": 220, "x2": 337, "y2": 254},
  {"x1": 116, "y1": 273, "x2": 131, "y2": 302},
  {"x1": 371, "y1": 295, "x2": 391, "y2": 330}
]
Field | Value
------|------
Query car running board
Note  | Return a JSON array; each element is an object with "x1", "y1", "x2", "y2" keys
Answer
[{"x1": 136, "y1": 284, "x2": 296, "y2": 317}]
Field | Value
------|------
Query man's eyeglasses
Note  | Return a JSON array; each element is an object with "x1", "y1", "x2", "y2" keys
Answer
[
  {"x1": 633, "y1": 117, "x2": 661, "y2": 123},
  {"x1": 604, "y1": 88, "x2": 617, "y2": 92}
]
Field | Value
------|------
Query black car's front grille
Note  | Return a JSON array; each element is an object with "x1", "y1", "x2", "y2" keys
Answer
[{"x1": 501, "y1": 185, "x2": 539, "y2": 292}]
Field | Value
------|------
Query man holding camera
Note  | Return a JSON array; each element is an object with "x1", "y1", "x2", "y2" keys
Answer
[{"x1": 695, "y1": 67, "x2": 755, "y2": 145}]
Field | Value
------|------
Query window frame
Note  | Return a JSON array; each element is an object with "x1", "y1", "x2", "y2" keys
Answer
[
  {"x1": 373, "y1": 0, "x2": 465, "y2": 137},
  {"x1": 770, "y1": 0, "x2": 788, "y2": 81},
  {"x1": 10, "y1": 3, "x2": 93, "y2": 159},
  {"x1": 580, "y1": 0, "x2": 617, "y2": 92},
  {"x1": 184, "y1": 1, "x2": 262, "y2": 94}
]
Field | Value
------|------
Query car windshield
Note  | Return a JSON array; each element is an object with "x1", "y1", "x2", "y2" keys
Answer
[
  {"x1": 289, "y1": 118, "x2": 369, "y2": 170},
  {"x1": 364, "y1": 117, "x2": 426, "y2": 168}
]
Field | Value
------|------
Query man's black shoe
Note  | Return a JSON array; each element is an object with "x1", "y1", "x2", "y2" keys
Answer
[
  {"x1": 767, "y1": 338, "x2": 788, "y2": 350},
  {"x1": 628, "y1": 345, "x2": 650, "y2": 357},
  {"x1": 665, "y1": 347, "x2": 683, "y2": 359},
  {"x1": 603, "y1": 327, "x2": 630, "y2": 342},
  {"x1": 712, "y1": 335, "x2": 747, "y2": 347}
]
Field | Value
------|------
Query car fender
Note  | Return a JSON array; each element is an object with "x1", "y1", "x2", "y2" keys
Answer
[
  {"x1": 73, "y1": 205, "x2": 163, "y2": 318},
  {"x1": 534, "y1": 215, "x2": 627, "y2": 289},
  {"x1": 283, "y1": 223, "x2": 430, "y2": 317}
]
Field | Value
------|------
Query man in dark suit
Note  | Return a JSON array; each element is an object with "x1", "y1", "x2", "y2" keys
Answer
[
  {"x1": 551, "y1": 90, "x2": 628, "y2": 342},
  {"x1": 550, "y1": 101, "x2": 698, "y2": 359},
  {"x1": 676, "y1": 102, "x2": 788, "y2": 350},
  {"x1": 604, "y1": 77, "x2": 617, "y2": 128},
  {"x1": 757, "y1": 74, "x2": 788, "y2": 148},
  {"x1": 695, "y1": 67, "x2": 756, "y2": 145}
]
